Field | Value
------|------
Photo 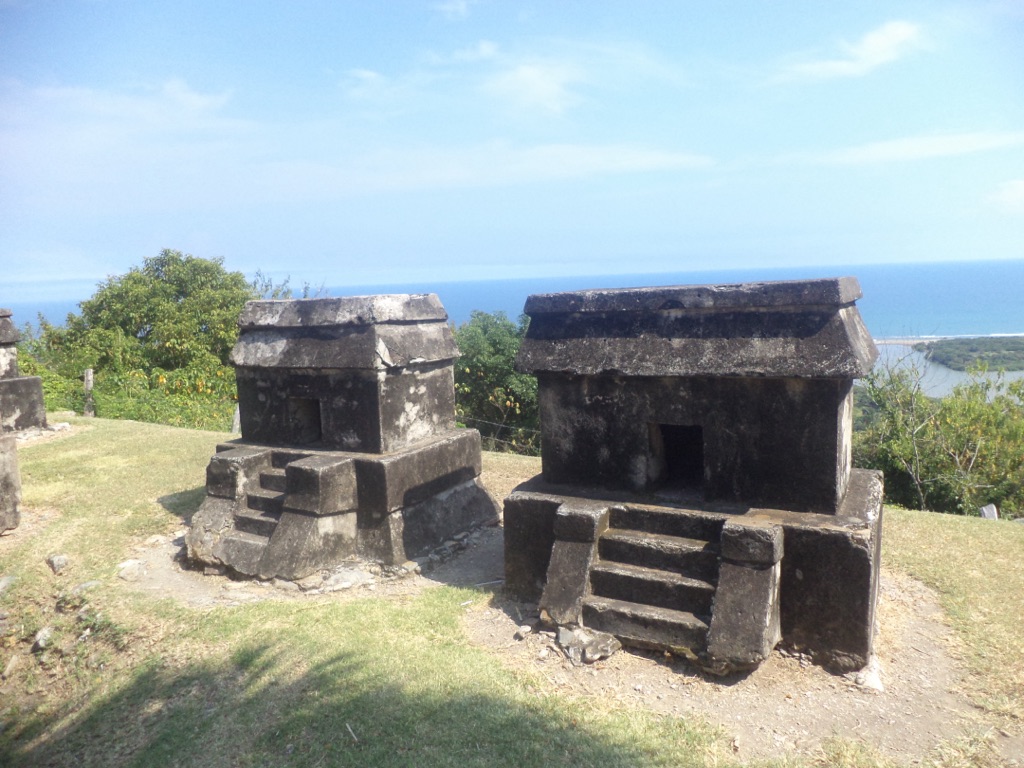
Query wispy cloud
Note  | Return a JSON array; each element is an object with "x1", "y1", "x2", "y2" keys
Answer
[
  {"x1": 782, "y1": 20, "x2": 923, "y2": 80},
  {"x1": 483, "y1": 61, "x2": 586, "y2": 115},
  {"x1": 433, "y1": 0, "x2": 475, "y2": 20},
  {"x1": 990, "y1": 179, "x2": 1024, "y2": 214},
  {"x1": 452, "y1": 40, "x2": 499, "y2": 62},
  {"x1": 808, "y1": 131, "x2": 1024, "y2": 165}
]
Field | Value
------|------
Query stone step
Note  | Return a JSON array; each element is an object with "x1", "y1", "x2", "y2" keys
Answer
[
  {"x1": 599, "y1": 529, "x2": 720, "y2": 580},
  {"x1": 581, "y1": 595, "x2": 710, "y2": 653},
  {"x1": 247, "y1": 486, "x2": 285, "y2": 515},
  {"x1": 259, "y1": 467, "x2": 287, "y2": 493},
  {"x1": 234, "y1": 506, "x2": 281, "y2": 538},
  {"x1": 589, "y1": 561, "x2": 715, "y2": 616},
  {"x1": 608, "y1": 505, "x2": 723, "y2": 542},
  {"x1": 216, "y1": 529, "x2": 269, "y2": 577},
  {"x1": 271, "y1": 450, "x2": 311, "y2": 469}
]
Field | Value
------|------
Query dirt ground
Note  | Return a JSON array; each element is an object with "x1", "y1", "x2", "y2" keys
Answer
[{"x1": 10, "y1": 427, "x2": 1022, "y2": 765}]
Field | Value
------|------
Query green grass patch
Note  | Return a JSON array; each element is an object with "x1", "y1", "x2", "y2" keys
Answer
[
  {"x1": 883, "y1": 506, "x2": 1024, "y2": 721},
  {"x1": 3, "y1": 418, "x2": 1022, "y2": 766}
]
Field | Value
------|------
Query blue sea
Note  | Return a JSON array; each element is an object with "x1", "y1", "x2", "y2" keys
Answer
[{"x1": 7, "y1": 259, "x2": 1024, "y2": 340}]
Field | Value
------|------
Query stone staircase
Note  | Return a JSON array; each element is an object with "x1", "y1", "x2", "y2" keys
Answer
[
  {"x1": 217, "y1": 456, "x2": 299, "y2": 571},
  {"x1": 581, "y1": 506, "x2": 724, "y2": 655}
]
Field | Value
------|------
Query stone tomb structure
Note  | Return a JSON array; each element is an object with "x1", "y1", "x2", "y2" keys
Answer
[
  {"x1": 1, "y1": 308, "x2": 45, "y2": 532},
  {"x1": 187, "y1": 295, "x2": 500, "y2": 580},
  {"x1": 504, "y1": 278, "x2": 883, "y2": 673}
]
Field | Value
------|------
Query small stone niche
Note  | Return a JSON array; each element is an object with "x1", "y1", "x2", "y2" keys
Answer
[
  {"x1": 187, "y1": 295, "x2": 500, "y2": 580},
  {"x1": 504, "y1": 277, "x2": 884, "y2": 673}
]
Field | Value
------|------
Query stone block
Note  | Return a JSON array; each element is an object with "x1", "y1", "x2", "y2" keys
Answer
[
  {"x1": 353, "y1": 430, "x2": 481, "y2": 519},
  {"x1": 0, "y1": 376, "x2": 47, "y2": 433},
  {"x1": 205, "y1": 446, "x2": 273, "y2": 499},
  {"x1": 259, "y1": 509, "x2": 359, "y2": 580},
  {"x1": 503, "y1": 484, "x2": 561, "y2": 601},
  {"x1": 284, "y1": 455, "x2": 358, "y2": 516},
  {"x1": 778, "y1": 469, "x2": 884, "y2": 671},
  {"x1": 397, "y1": 478, "x2": 500, "y2": 562},
  {"x1": 705, "y1": 526, "x2": 783, "y2": 672},
  {"x1": 552, "y1": 499, "x2": 612, "y2": 542},
  {"x1": 540, "y1": 540, "x2": 599, "y2": 626},
  {"x1": 1, "y1": 434, "x2": 21, "y2": 532},
  {"x1": 720, "y1": 518, "x2": 784, "y2": 564}
]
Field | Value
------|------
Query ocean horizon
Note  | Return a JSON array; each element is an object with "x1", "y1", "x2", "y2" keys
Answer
[{"x1": 6, "y1": 259, "x2": 1024, "y2": 340}]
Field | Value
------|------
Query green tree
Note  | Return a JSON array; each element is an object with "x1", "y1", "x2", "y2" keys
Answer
[
  {"x1": 855, "y1": 360, "x2": 1024, "y2": 519},
  {"x1": 453, "y1": 311, "x2": 539, "y2": 454},
  {"x1": 23, "y1": 249, "x2": 279, "y2": 430}
]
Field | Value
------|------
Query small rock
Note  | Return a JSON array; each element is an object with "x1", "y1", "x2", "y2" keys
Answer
[
  {"x1": 3, "y1": 653, "x2": 19, "y2": 679},
  {"x1": 117, "y1": 560, "x2": 145, "y2": 582},
  {"x1": 71, "y1": 580, "x2": 101, "y2": 596},
  {"x1": 514, "y1": 624, "x2": 535, "y2": 641},
  {"x1": 46, "y1": 554, "x2": 69, "y2": 574},
  {"x1": 853, "y1": 657, "x2": 884, "y2": 692},
  {"x1": 32, "y1": 627, "x2": 54, "y2": 652},
  {"x1": 0, "y1": 575, "x2": 16, "y2": 595}
]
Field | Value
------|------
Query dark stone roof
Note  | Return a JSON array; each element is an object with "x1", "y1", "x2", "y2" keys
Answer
[
  {"x1": 517, "y1": 278, "x2": 878, "y2": 378},
  {"x1": 230, "y1": 295, "x2": 457, "y2": 370}
]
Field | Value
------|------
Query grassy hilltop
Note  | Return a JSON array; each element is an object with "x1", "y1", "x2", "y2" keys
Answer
[{"x1": 0, "y1": 417, "x2": 1022, "y2": 767}]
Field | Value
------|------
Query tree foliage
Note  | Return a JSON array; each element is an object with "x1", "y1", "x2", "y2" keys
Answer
[
  {"x1": 854, "y1": 359, "x2": 1024, "y2": 519},
  {"x1": 21, "y1": 249, "x2": 275, "y2": 430},
  {"x1": 452, "y1": 311, "x2": 539, "y2": 454}
]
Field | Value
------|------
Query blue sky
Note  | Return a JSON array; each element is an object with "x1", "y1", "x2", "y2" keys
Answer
[{"x1": 2, "y1": 0, "x2": 1023, "y2": 303}]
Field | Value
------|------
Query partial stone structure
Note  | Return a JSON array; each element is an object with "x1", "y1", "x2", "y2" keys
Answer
[
  {"x1": 187, "y1": 295, "x2": 500, "y2": 580},
  {"x1": 504, "y1": 278, "x2": 883, "y2": 673},
  {"x1": 0, "y1": 308, "x2": 46, "y2": 434},
  {"x1": 1, "y1": 308, "x2": 45, "y2": 533},
  {"x1": 1, "y1": 434, "x2": 21, "y2": 532}
]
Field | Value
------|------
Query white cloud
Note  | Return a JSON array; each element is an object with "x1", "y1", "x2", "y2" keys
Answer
[
  {"x1": 452, "y1": 40, "x2": 499, "y2": 62},
  {"x1": 254, "y1": 142, "x2": 713, "y2": 198},
  {"x1": 990, "y1": 179, "x2": 1024, "y2": 214},
  {"x1": 783, "y1": 20, "x2": 923, "y2": 80},
  {"x1": 811, "y1": 131, "x2": 1024, "y2": 165},
  {"x1": 484, "y1": 61, "x2": 585, "y2": 115},
  {"x1": 433, "y1": 0, "x2": 475, "y2": 20}
]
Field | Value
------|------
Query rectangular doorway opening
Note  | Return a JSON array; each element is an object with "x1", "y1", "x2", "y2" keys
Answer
[
  {"x1": 650, "y1": 423, "x2": 704, "y2": 489},
  {"x1": 287, "y1": 397, "x2": 322, "y2": 445}
]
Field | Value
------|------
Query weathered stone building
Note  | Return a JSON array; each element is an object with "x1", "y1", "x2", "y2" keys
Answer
[
  {"x1": 187, "y1": 295, "x2": 500, "y2": 580},
  {"x1": 504, "y1": 278, "x2": 883, "y2": 673},
  {"x1": 0, "y1": 308, "x2": 45, "y2": 532}
]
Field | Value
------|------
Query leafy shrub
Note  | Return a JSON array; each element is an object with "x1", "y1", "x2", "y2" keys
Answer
[
  {"x1": 453, "y1": 311, "x2": 539, "y2": 454},
  {"x1": 855, "y1": 360, "x2": 1024, "y2": 519}
]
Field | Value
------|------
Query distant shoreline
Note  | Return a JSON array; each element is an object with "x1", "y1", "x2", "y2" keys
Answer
[{"x1": 875, "y1": 333, "x2": 1024, "y2": 345}]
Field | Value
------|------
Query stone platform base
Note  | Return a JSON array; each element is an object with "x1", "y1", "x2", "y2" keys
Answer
[
  {"x1": 1, "y1": 434, "x2": 20, "y2": 532},
  {"x1": 187, "y1": 429, "x2": 500, "y2": 580},
  {"x1": 0, "y1": 376, "x2": 46, "y2": 433},
  {"x1": 504, "y1": 468, "x2": 883, "y2": 673}
]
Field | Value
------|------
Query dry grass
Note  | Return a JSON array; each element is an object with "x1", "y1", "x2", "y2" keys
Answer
[
  {"x1": 2, "y1": 419, "x2": 1021, "y2": 767},
  {"x1": 882, "y1": 506, "x2": 1024, "y2": 723}
]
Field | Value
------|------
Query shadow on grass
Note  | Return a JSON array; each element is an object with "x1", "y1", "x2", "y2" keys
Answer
[
  {"x1": 2, "y1": 643, "x2": 701, "y2": 768},
  {"x1": 157, "y1": 486, "x2": 206, "y2": 525}
]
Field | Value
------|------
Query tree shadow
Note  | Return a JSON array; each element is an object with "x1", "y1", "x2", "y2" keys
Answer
[{"x1": 2, "y1": 642, "x2": 696, "y2": 768}]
